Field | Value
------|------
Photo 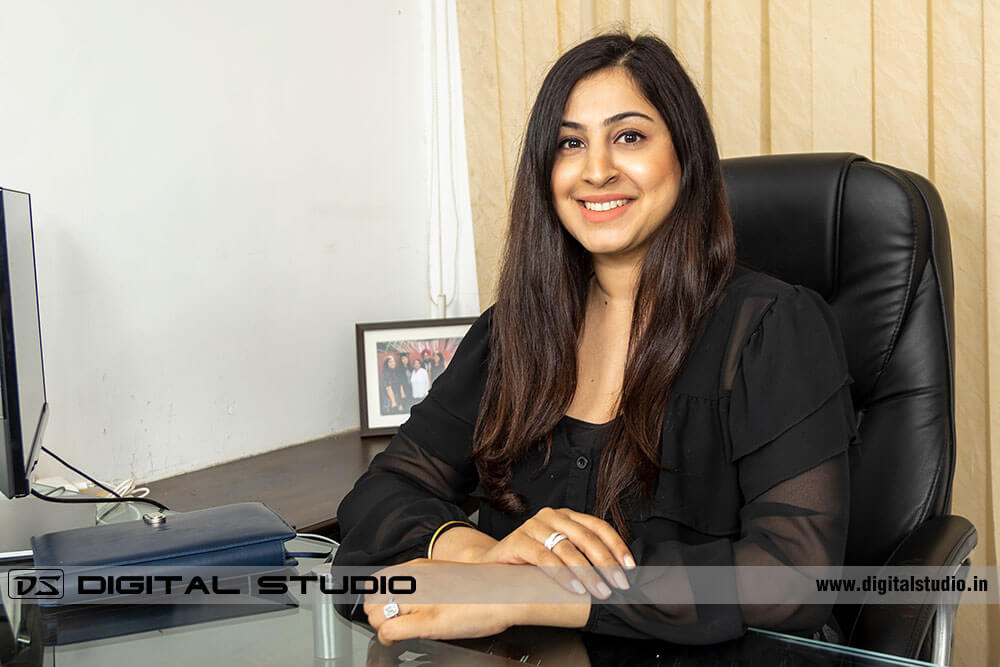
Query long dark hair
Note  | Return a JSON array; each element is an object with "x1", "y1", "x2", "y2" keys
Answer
[{"x1": 472, "y1": 33, "x2": 735, "y2": 537}]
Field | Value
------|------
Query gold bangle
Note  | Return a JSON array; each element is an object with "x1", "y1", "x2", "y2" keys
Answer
[{"x1": 427, "y1": 520, "x2": 474, "y2": 559}]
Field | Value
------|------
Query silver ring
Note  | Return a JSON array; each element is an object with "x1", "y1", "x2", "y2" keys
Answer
[
  {"x1": 383, "y1": 599, "x2": 399, "y2": 619},
  {"x1": 543, "y1": 531, "x2": 568, "y2": 551}
]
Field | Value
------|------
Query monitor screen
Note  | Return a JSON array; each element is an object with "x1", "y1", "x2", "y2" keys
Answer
[{"x1": 0, "y1": 188, "x2": 48, "y2": 498}]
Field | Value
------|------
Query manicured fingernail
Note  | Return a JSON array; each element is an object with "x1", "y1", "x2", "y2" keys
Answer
[
  {"x1": 571, "y1": 580, "x2": 586, "y2": 595},
  {"x1": 623, "y1": 554, "x2": 636, "y2": 569},
  {"x1": 596, "y1": 582, "x2": 612, "y2": 598},
  {"x1": 614, "y1": 572, "x2": 629, "y2": 589}
]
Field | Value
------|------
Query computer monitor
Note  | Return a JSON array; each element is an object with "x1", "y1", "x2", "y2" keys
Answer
[{"x1": 0, "y1": 188, "x2": 48, "y2": 498}]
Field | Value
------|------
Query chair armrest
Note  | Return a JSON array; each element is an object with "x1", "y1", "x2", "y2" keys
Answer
[
  {"x1": 848, "y1": 515, "x2": 977, "y2": 659},
  {"x1": 879, "y1": 515, "x2": 977, "y2": 568}
]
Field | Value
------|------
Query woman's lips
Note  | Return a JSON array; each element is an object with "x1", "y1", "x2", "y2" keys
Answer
[{"x1": 578, "y1": 198, "x2": 634, "y2": 223}]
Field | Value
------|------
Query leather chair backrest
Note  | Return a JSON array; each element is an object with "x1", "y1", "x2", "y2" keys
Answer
[{"x1": 722, "y1": 153, "x2": 957, "y2": 570}]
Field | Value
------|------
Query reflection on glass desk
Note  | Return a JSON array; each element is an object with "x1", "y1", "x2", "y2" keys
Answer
[
  {"x1": 0, "y1": 498, "x2": 937, "y2": 667},
  {"x1": 2, "y1": 555, "x2": 939, "y2": 667}
]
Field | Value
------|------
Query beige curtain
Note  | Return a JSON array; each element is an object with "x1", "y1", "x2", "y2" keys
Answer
[{"x1": 456, "y1": 0, "x2": 1000, "y2": 663}]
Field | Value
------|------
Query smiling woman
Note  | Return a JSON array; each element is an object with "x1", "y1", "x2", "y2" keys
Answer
[
  {"x1": 551, "y1": 68, "x2": 681, "y2": 262},
  {"x1": 335, "y1": 33, "x2": 856, "y2": 647}
]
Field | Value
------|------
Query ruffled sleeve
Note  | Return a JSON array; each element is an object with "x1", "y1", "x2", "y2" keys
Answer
[
  {"x1": 584, "y1": 284, "x2": 857, "y2": 643},
  {"x1": 332, "y1": 311, "x2": 491, "y2": 566},
  {"x1": 727, "y1": 285, "x2": 859, "y2": 500}
]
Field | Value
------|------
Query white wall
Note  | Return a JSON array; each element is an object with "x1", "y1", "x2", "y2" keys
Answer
[{"x1": 0, "y1": 0, "x2": 478, "y2": 484}]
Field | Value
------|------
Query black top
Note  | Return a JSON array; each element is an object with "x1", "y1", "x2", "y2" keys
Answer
[{"x1": 335, "y1": 269, "x2": 859, "y2": 644}]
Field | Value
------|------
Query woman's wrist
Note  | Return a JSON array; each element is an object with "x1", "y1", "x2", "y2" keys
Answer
[
  {"x1": 503, "y1": 564, "x2": 592, "y2": 627},
  {"x1": 426, "y1": 521, "x2": 475, "y2": 559},
  {"x1": 429, "y1": 525, "x2": 497, "y2": 562},
  {"x1": 509, "y1": 600, "x2": 591, "y2": 628}
]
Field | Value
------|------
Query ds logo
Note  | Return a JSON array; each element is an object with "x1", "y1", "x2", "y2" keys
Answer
[{"x1": 8, "y1": 569, "x2": 64, "y2": 599}]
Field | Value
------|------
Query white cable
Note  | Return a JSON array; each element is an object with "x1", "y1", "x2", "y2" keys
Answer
[
  {"x1": 295, "y1": 533, "x2": 337, "y2": 561},
  {"x1": 92, "y1": 477, "x2": 149, "y2": 520},
  {"x1": 426, "y1": 0, "x2": 463, "y2": 317},
  {"x1": 295, "y1": 533, "x2": 338, "y2": 547},
  {"x1": 427, "y1": 0, "x2": 442, "y2": 312},
  {"x1": 443, "y1": 0, "x2": 462, "y2": 312}
]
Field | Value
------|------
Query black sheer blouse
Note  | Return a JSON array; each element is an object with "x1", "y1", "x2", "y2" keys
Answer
[{"x1": 335, "y1": 269, "x2": 859, "y2": 644}]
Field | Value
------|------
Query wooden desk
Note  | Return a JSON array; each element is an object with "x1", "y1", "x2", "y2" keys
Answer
[{"x1": 144, "y1": 430, "x2": 390, "y2": 538}]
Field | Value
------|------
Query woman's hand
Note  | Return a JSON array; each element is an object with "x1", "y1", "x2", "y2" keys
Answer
[
  {"x1": 366, "y1": 599, "x2": 517, "y2": 646},
  {"x1": 362, "y1": 559, "x2": 590, "y2": 646},
  {"x1": 473, "y1": 507, "x2": 634, "y2": 599}
]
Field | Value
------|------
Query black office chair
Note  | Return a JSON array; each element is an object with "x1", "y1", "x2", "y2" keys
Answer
[{"x1": 722, "y1": 153, "x2": 977, "y2": 664}]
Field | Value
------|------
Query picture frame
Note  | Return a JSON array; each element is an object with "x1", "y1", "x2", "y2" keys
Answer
[{"x1": 356, "y1": 317, "x2": 478, "y2": 437}]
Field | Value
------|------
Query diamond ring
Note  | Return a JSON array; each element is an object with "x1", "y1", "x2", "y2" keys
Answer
[
  {"x1": 383, "y1": 599, "x2": 400, "y2": 619},
  {"x1": 543, "y1": 531, "x2": 568, "y2": 551}
]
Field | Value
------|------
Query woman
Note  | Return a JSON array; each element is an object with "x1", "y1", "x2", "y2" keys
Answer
[
  {"x1": 409, "y1": 357, "x2": 431, "y2": 402},
  {"x1": 397, "y1": 353, "x2": 414, "y2": 410},
  {"x1": 378, "y1": 355, "x2": 403, "y2": 414},
  {"x1": 429, "y1": 351, "x2": 445, "y2": 383},
  {"x1": 336, "y1": 33, "x2": 855, "y2": 645}
]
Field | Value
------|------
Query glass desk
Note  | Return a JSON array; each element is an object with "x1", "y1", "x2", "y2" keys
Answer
[
  {"x1": 1, "y1": 541, "x2": 938, "y2": 667},
  {"x1": 0, "y1": 493, "x2": 938, "y2": 666}
]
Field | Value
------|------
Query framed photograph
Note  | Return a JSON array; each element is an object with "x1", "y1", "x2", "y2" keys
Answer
[{"x1": 356, "y1": 317, "x2": 478, "y2": 437}]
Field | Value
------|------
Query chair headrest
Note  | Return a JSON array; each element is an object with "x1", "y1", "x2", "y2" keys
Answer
[{"x1": 723, "y1": 153, "x2": 866, "y2": 300}]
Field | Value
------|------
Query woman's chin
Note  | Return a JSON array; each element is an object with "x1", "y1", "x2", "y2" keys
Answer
[{"x1": 578, "y1": 238, "x2": 645, "y2": 261}]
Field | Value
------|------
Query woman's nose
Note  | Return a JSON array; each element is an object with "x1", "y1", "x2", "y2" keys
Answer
[{"x1": 582, "y1": 146, "x2": 618, "y2": 188}]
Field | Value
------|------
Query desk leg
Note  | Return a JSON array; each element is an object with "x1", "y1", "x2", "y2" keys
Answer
[{"x1": 313, "y1": 572, "x2": 353, "y2": 662}]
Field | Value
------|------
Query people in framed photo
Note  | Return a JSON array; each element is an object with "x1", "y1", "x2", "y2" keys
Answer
[{"x1": 356, "y1": 317, "x2": 477, "y2": 436}]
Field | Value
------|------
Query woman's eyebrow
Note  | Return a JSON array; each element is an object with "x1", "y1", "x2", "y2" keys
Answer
[{"x1": 560, "y1": 111, "x2": 655, "y2": 130}]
